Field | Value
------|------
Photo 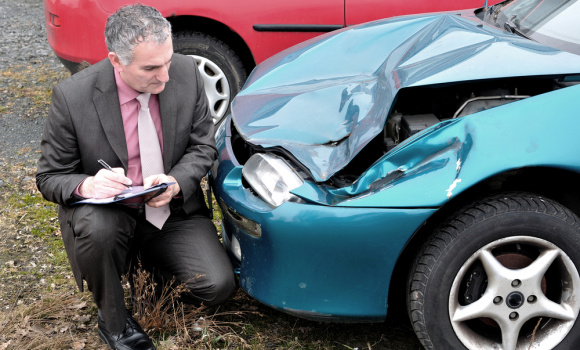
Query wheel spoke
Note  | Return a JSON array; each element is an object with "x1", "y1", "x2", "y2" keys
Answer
[
  {"x1": 206, "y1": 71, "x2": 226, "y2": 85},
  {"x1": 479, "y1": 248, "x2": 511, "y2": 283},
  {"x1": 196, "y1": 58, "x2": 207, "y2": 71},
  {"x1": 205, "y1": 86, "x2": 227, "y2": 103},
  {"x1": 536, "y1": 296, "x2": 576, "y2": 321},
  {"x1": 452, "y1": 296, "x2": 494, "y2": 322},
  {"x1": 520, "y1": 248, "x2": 559, "y2": 284},
  {"x1": 500, "y1": 321, "x2": 520, "y2": 350}
]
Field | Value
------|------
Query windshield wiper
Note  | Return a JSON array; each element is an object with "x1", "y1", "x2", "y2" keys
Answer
[{"x1": 504, "y1": 15, "x2": 535, "y2": 41}]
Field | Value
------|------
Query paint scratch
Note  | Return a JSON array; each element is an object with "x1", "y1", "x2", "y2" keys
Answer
[{"x1": 446, "y1": 178, "x2": 462, "y2": 199}]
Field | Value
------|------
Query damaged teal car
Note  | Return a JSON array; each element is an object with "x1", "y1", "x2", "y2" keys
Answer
[{"x1": 211, "y1": 0, "x2": 580, "y2": 348}]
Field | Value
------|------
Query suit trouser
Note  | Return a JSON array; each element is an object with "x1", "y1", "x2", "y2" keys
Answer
[{"x1": 64, "y1": 204, "x2": 236, "y2": 333}]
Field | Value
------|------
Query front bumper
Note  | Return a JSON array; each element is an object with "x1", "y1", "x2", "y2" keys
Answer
[{"x1": 213, "y1": 119, "x2": 435, "y2": 322}]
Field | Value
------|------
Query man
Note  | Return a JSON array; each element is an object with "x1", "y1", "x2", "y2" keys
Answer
[{"x1": 36, "y1": 4, "x2": 235, "y2": 350}]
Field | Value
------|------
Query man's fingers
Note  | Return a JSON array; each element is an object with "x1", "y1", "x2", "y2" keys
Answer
[
  {"x1": 143, "y1": 177, "x2": 155, "y2": 189},
  {"x1": 146, "y1": 190, "x2": 172, "y2": 207},
  {"x1": 100, "y1": 168, "x2": 131, "y2": 185},
  {"x1": 86, "y1": 169, "x2": 131, "y2": 198},
  {"x1": 143, "y1": 174, "x2": 165, "y2": 189},
  {"x1": 143, "y1": 174, "x2": 180, "y2": 207}
]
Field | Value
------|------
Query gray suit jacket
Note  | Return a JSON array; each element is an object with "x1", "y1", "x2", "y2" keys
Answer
[{"x1": 36, "y1": 54, "x2": 217, "y2": 287}]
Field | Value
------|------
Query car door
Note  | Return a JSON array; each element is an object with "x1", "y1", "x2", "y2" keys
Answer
[{"x1": 244, "y1": 0, "x2": 344, "y2": 63}]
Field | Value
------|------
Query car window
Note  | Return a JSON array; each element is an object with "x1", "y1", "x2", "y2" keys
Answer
[
  {"x1": 529, "y1": 1, "x2": 580, "y2": 45},
  {"x1": 490, "y1": 0, "x2": 580, "y2": 54}
]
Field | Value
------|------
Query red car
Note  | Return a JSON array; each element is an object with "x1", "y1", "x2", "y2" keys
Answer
[{"x1": 44, "y1": 0, "x2": 494, "y2": 125}]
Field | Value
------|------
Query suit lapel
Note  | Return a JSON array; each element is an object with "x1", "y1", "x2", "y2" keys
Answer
[
  {"x1": 159, "y1": 78, "x2": 177, "y2": 173},
  {"x1": 93, "y1": 62, "x2": 129, "y2": 170}
]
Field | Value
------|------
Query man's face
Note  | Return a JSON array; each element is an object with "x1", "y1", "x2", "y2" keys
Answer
[{"x1": 109, "y1": 36, "x2": 174, "y2": 94}]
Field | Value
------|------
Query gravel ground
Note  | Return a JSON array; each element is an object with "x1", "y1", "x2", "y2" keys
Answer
[
  {"x1": 0, "y1": 0, "x2": 66, "y2": 261},
  {"x1": 0, "y1": 0, "x2": 80, "y2": 329},
  {"x1": 0, "y1": 0, "x2": 62, "y2": 161},
  {"x1": 0, "y1": 0, "x2": 54, "y2": 68}
]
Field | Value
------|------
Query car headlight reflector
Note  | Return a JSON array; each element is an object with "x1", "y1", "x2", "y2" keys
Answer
[
  {"x1": 242, "y1": 153, "x2": 304, "y2": 207},
  {"x1": 219, "y1": 199, "x2": 262, "y2": 238}
]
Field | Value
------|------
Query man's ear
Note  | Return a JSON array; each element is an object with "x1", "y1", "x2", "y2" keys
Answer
[{"x1": 108, "y1": 52, "x2": 124, "y2": 72}]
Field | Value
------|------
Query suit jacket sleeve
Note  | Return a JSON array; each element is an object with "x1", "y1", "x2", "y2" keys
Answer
[
  {"x1": 36, "y1": 83, "x2": 89, "y2": 206},
  {"x1": 165, "y1": 55, "x2": 218, "y2": 215}
]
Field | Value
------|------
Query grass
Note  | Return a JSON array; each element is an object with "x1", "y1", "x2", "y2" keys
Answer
[
  {"x1": 0, "y1": 63, "x2": 68, "y2": 111},
  {"x1": 1, "y1": 162, "x2": 65, "y2": 268}
]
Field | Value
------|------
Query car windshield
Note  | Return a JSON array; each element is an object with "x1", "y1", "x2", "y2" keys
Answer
[{"x1": 484, "y1": 0, "x2": 580, "y2": 55}]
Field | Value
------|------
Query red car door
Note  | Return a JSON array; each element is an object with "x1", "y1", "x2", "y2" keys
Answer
[{"x1": 243, "y1": 0, "x2": 344, "y2": 63}]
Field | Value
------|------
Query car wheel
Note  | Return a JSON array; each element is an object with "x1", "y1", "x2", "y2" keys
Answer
[
  {"x1": 173, "y1": 32, "x2": 247, "y2": 126},
  {"x1": 408, "y1": 192, "x2": 580, "y2": 350}
]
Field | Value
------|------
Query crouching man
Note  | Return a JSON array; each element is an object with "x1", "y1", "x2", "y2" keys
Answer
[{"x1": 36, "y1": 4, "x2": 235, "y2": 349}]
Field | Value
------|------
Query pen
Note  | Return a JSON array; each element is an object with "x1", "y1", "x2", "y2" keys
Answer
[{"x1": 97, "y1": 159, "x2": 132, "y2": 189}]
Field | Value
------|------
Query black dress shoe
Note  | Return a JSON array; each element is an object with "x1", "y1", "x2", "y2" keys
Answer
[{"x1": 98, "y1": 313, "x2": 156, "y2": 350}]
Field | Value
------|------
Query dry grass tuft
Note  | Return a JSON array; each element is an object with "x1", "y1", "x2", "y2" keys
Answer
[
  {"x1": 0, "y1": 292, "x2": 99, "y2": 350},
  {"x1": 128, "y1": 267, "x2": 251, "y2": 349}
]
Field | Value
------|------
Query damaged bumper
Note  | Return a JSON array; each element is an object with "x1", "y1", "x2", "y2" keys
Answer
[{"x1": 213, "y1": 118, "x2": 435, "y2": 321}]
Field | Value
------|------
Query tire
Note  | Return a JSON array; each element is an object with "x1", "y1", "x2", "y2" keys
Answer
[
  {"x1": 173, "y1": 32, "x2": 247, "y2": 127},
  {"x1": 408, "y1": 193, "x2": 580, "y2": 350},
  {"x1": 58, "y1": 57, "x2": 89, "y2": 75}
]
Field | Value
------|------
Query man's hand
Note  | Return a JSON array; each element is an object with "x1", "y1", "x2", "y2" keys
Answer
[
  {"x1": 143, "y1": 174, "x2": 180, "y2": 207},
  {"x1": 79, "y1": 168, "x2": 132, "y2": 198}
]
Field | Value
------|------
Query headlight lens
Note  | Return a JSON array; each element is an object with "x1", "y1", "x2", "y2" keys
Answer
[{"x1": 242, "y1": 153, "x2": 304, "y2": 207}]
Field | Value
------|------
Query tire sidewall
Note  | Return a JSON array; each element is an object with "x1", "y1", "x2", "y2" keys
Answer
[{"x1": 423, "y1": 207, "x2": 580, "y2": 349}]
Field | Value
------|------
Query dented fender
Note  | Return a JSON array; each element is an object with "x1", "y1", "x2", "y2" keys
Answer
[{"x1": 291, "y1": 83, "x2": 580, "y2": 208}]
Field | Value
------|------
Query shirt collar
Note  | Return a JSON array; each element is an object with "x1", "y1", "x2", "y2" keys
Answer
[{"x1": 114, "y1": 69, "x2": 140, "y2": 105}]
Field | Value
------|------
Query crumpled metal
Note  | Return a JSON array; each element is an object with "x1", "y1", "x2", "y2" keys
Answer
[{"x1": 232, "y1": 12, "x2": 580, "y2": 182}]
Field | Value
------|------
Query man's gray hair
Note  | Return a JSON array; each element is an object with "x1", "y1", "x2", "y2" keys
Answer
[{"x1": 105, "y1": 4, "x2": 172, "y2": 65}]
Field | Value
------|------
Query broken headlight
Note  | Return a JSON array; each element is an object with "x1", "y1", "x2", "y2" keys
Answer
[{"x1": 242, "y1": 153, "x2": 304, "y2": 207}]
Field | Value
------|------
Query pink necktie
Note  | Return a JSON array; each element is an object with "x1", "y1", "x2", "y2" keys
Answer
[{"x1": 136, "y1": 93, "x2": 170, "y2": 229}]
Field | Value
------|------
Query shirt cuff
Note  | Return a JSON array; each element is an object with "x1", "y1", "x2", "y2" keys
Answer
[{"x1": 73, "y1": 179, "x2": 87, "y2": 199}]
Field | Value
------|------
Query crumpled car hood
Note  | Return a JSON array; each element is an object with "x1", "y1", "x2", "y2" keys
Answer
[{"x1": 231, "y1": 11, "x2": 580, "y2": 182}]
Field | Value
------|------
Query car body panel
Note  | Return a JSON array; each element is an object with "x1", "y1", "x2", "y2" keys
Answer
[
  {"x1": 44, "y1": 0, "x2": 496, "y2": 67},
  {"x1": 44, "y1": 0, "x2": 110, "y2": 63},
  {"x1": 234, "y1": 13, "x2": 580, "y2": 182}
]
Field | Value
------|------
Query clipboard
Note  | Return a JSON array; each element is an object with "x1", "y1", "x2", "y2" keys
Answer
[{"x1": 72, "y1": 182, "x2": 175, "y2": 205}]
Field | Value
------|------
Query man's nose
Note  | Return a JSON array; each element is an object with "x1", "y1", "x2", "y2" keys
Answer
[{"x1": 158, "y1": 65, "x2": 170, "y2": 82}]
